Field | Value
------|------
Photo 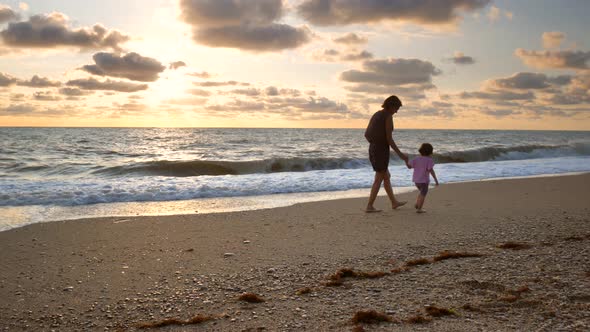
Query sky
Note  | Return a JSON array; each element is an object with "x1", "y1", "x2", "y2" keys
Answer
[{"x1": 0, "y1": 0, "x2": 589, "y2": 130}]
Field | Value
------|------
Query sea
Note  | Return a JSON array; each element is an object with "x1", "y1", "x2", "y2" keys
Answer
[{"x1": 1, "y1": 127, "x2": 589, "y2": 231}]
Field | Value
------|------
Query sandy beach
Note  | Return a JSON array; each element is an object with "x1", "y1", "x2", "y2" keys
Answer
[{"x1": 1, "y1": 174, "x2": 589, "y2": 331}]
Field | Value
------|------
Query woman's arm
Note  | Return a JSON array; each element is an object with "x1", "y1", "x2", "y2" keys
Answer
[{"x1": 385, "y1": 115, "x2": 408, "y2": 162}]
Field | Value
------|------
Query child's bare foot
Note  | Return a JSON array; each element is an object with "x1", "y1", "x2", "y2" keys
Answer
[
  {"x1": 365, "y1": 207, "x2": 383, "y2": 213},
  {"x1": 392, "y1": 201, "x2": 407, "y2": 209},
  {"x1": 416, "y1": 209, "x2": 426, "y2": 214}
]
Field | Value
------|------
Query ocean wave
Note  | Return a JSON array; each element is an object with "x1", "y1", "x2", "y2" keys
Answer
[
  {"x1": 432, "y1": 143, "x2": 590, "y2": 163},
  {"x1": 91, "y1": 157, "x2": 368, "y2": 177}
]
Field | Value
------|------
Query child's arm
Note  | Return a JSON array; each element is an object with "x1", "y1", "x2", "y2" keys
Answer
[
  {"x1": 405, "y1": 160, "x2": 411, "y2": 169},
  {"x1": 430, "y1": 169, "x2": 439, "y2": 186}
]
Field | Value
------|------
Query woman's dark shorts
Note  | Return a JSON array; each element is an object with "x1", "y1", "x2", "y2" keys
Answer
[
  {"x1": 369, "y1": 143, "x2": 390, "y2": 172},
  {"x1": 415, "y1": 183, "x2": 429, "y2": 196}
]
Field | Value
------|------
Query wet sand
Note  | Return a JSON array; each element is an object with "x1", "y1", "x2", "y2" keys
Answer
[{"x1": 0, "y1": 174, "x2": 589, "y2": 331}]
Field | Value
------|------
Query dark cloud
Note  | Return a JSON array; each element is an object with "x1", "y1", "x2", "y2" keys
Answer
[
  {"x1": 0, "y1": 72, "x2": 17, "y2": 86},
  {"x1": 447, "y1": 52, "x2": 475, "y2": 65},
  {"x1": 340, "y1": 58, "x2": 441, "y2": 86},
  {"x1": 341, "y1": 50, "x2": 373, "y2": 61},
  {"x1": 333, "y1": 32, "x2": 368, "y2": 45},
  {"x1": 0, "y1": 13, "x2": 130, "y2": 51},
  {"x1": 481, "y1": 109, "x2": 518, "y2": 118},
  {"x1": 10, "y1": 93, "x2": 26, "y2": 102},
  {"x1": 180, "y1": 0, "x2": 311, "y2": 52},
  {"x1": 226, "y1": 88, "x2": 261, "y2": 96},
  {"x1": 313, "y1": 48, "x2": 373, "y2": 62},
  {"x1": 81, "y1": 52, "x2": 166, "y2": 82},
  {"x1": 515, "y1": 48, "x2": 590, "y2": 70},
  {"x1": 296, "y1": 0, "x2": 491, "y2": 26},
  {"x1": 188, "y1": 71, "x2": 211, "y2": 78},
  {"x1": 486, "y1": 72, "x2": 571, "y2": 90},
  {"x1": 169, "y1": 61, "x2": 187, "y2": 70},
  {"x1": 18, "y1": 75, "x2": 62, "y2": 88},
  {"x1": 0, "y1": 104, "x2": 36, "y2": 116},
  {"x1": 0, "y1": 5, "x2": 19, "y2": 24},
  {"x1": 194, "y1": 23, "x2": 311, "y2": 52},
  {"x1": 194, "y1": 81, "x2": 250, "y2": 87},
  {"x1": 180, "y1": 0, "x2": 284, "y2": 27},
  {"x1": 265, "y1": 86, "x2": 279, "y2": 96},
  {"x1": 59, "y1": 87, "x2": 92, "y2": 96},
  {"x1": 459, "y1": 90, "x2": 535, "y2": 101},
  {"x1": 66, "y1": 78, "x2": 148, "y2": 93},
  {"x1": 33, "y1": 91, "x2": 62, "y2": 101}
]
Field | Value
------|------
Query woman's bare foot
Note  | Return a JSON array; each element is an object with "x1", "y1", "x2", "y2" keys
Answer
[
  {"x1": 392, "y1": 201, "x2": 407, "y2": 209},
  {"x1": 365, "y1": 207, "x2": 383, "y2": 213}
]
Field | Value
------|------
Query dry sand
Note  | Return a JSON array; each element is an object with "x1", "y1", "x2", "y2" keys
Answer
[{"x1": 0, "y1": 174, "x2": 589, "y2": 331}]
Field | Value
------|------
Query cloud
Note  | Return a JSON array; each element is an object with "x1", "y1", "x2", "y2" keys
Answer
[
  {"x1": 0, "y1": 72, "x2": 18, "y2": 86},
  {"x1": 179, "y1": 0, "x2": 284, "y2": 27},
  {"x1": 66, "y1": 78, "x2": 148, "y2": 92},
  {"x1": 58, "y1": 87, "x2": 92, "y2": 96},
  {"x1": 226, "y1": 88, "x2": 261, "y2": 96},
  {"x1": 340, "y1": 58, "x2": 441, "y2": 86},
  {"x1": 188, "y1": 71, "x2": 211, "y2": 78},
  {"x1": 169, "y1": 61, "x2": 187, "y2": 70},
  {"x1": 17, "y1": 75, "x2": 62, "y2": 88},
  {"x1": 180, "y1": 0, "x2": 311, "y2": 52},
  {"x1": 459, "y1": 90, "x2": 535, "y2": 101},
  {"x1": 0, "y1": 104, "x2": 36, "y2": 116},
  {"x1": 0, "y1": 5, "x2": 19, "y2": 23},
  {"x1": 188, "y1": 88, "x2": 212, "y2": 96},
  {"x1": 312, "y1": 48, "x2": 373, "y2": 62},
  {"x1": 333, "y1": 32, "x2": 368, "y2": 45},
  {"x1": 80, "y1": 52, "x2": 166, "y2": 82},
  {"x1": 19, "y1": 3, "x2": 29, "y2": 11},
  {"x1": 487, "y1": 5, "x2": 500, "y2": 22},
  {"x1": 193, "y1": 23, "x2": 311, "y2": 52},
  {"x1": 0, "y1": 12, "x2": 130, "y2": 51},
  {"x1": 542, "y1": 31, "x2": 565, "y2": 49},
  {"x1": 194, "y1": 81, "x2": 250, "y2": 87},
  {"x1": 481, "y1": 108, "x2": 518, "y2": 118},
  {"x1": 296, "y1": 0, "x2": 491, "y2": 26},
  {"x1": 10, "y1": 93, "x2": 25, "y2": 102},
  {"x1": 33, "y1": 91, "x2": 62, "y2": 101},
  {"x1": 515, "y1": 48, "x2": 590, "y2": 70},
  {"x1": 344, "y1": 83, "x2": 435, "y2": 99},
  {"x1": 446, "y1": 51, "x2": 475, "y2": 65},
  {"x1": 486, "y1": 72, "x2": 571, "y2": 90}
]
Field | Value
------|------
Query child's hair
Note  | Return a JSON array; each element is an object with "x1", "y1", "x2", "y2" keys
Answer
[{"x1": 419, "y1": 143, "x2": 433, "y2": 156}]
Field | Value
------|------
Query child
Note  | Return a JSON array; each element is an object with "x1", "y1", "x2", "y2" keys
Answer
[{"x1": 406, "y1": 143, "x2": 439, "y2": 213}]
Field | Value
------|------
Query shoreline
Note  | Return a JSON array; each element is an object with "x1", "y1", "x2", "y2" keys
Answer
[
  {"x1": 1, "y1": 171, "x2": 588, "y2": 233},
  {"x1": 1, "y1": 174, "x2": 589, "y2": 331}
]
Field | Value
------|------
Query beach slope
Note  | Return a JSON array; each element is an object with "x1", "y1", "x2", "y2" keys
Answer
[{"x1": 0, "y1": 174, "x2": 589, "y2": 331}]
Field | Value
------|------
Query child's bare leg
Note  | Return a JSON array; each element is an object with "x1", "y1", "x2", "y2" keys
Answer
[
  {"x1": 416, "y1": 194, "x2": 426, "y2": 213},
  {"x1": 383, "y1": 171, "x2": 406, "y2": 209}
]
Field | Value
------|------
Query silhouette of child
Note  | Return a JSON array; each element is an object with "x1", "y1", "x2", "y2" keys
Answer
[{"x1": 406, "y1": 143, "x2": 439, "y2": 213}]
